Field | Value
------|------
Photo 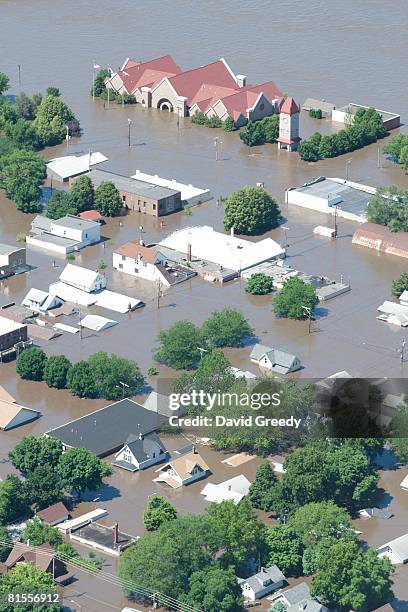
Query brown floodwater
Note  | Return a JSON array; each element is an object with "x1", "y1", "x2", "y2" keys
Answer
[{"x1": 1, "y1": 0, "x2": 408, "y2": 609}]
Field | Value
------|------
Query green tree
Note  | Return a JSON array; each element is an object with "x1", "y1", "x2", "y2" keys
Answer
[
  {"x1": 33, "y1": 94, "x2": 76, "y2": 146},
  {"x1": 269, "y1": 604, "x2": 287, "y2": 612},
  {"x1": 272, "y1": 277, "x2": 318, "y2": 319},
  {"x1": 191, "y1": 111, "x2": 209, "y2": 126},
  {"x1": 180, "y1": 566, "x2": 244, "y2": 612},
  {"x1": 383, "y1": 134, "x2": 408, "y2": 163},
  {"x1": 223, "y1": 117, "x2": 237, "y2": 132},
  {"x1": 208, "y1": 116, "x2": 223, "y2": 128},
  {"x1": 0, "y1": 563, "x2": 59, "y2": 612},
  {"x1": 400, "y1": 144, "x2": 408, "y2": 172},
  {"x1": 24, "y1": 465, "x2": 63, "y2": 510},
  {"x1": 0, "y1": 476, "x2": 29, "y2": 524},
  {"x1": 143, "y1": 496, "x2": 177, "y2": 531},
  {"x1": 207, "y1": 499, "x2": 266, "y2": 573},
  {"x1": 16, "y1": 347, "x2": 47, "y2": 381},
  {"x1": 154, "y1": 320, "x2": 205, "y2": 369},
  {"x1": 298, "y1": 132, "x2": 321, "y2": 161},
  {"x1": 94, "y1": 181, "x2": 122, "y2": 216},
  {"x1": 246, "y1": 272, "x2": 274, "y2": 295},
  {"x1": 86, "y1": 352, "x2": 144, "y2": 400},
  {"x1": 239, "y1": 121, "x2": 264, "y2": 146},
  {"x1": 0, "y1": 149, "x2": 46, "y2": 212},
  {"x1": 9, "y1": 436, "x2": 63, "y2": 475},
  {"x1": 261, "y1": 114, "x2": 280, "y2": 143},
  {"x1": 265, "y1": 524, "x2": 303, "y2": 576},
  {"x1": 22, "y1": 517, "x2": 63, "y2": 547},
  {"x1": 0, "y1": 526, "x2": 12, "y2": 562},
  {"x1": 319, "y1": 134, "x2": 338, "y2": 158},
  {"x1": 15, "y1": 92, "x2": 35, "y2": 120},
  {"x1": 92, "y1": 69, "x2": 109, "y2": 97},
  {"x1": 119, "y1": 515, "x2": 215, "y2": 600},
  {"x1": 67, "y1": 360, "x2": 97, "y2": 398},
  {"x1": 4, "y1": 119, "x2": 41, "y2": 150},
  {"x1": 0, "y1": 72, "x2": 10, "y2": 96},
  {"x1": 69, "y1": 175, "x2": 94, "y2": 212},
  {"x1": 173, "y1": 350, "x2": 235, "y2": 399},
  {"x1": 223, "y1": 186, "x2": 281, "y2": 235},
  {"x1": 248, "y1": 463, "x2": 278, "y2": 511},
  {"x1": 46, "y1": 86, "x2": 60, "y2": 97},
  {"x1": 43, "y1": 355, "x2": 72, "y2": 389},
  {"x1": 46, "y1": 191, "x2": 77, "y2": 219},
  {"x1": 57, "y1": 447, "x2": 111, "y2": 495},
  {"x1": 289, "y1": 501, "x2": 353, "y2": 547},
  {"x1": 202, "y1": 308, "x2": 254, "y2": 348},
  {"x1": 392, "y1": 272, "x2": 408, "y2": 298}
]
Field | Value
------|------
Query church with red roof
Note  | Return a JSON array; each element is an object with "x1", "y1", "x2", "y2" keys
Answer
[{"x1": 106, "y1": 54, "x2": 284, "y2": 127}]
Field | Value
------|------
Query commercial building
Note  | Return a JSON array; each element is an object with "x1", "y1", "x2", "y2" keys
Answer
[
  {"x1": 352, "y1": 223, "x2": 408, "y2": 259},
  {"x1": 106, "y1": 55, "x2": 283, "y2": 124},
  {"x1": 332, "y1": 103, "x2": 400, "y2": 130},
  {"x1": 89, "y1": 169, "x2": 182, "y2": 216},
  {"x1": 158, "y1": 225, "x2": 285, "y2": 283},
  {"x1": 0, "y1": 316, "x2": 29, "y2": 355},
  {"x1": 302, "y1": 98, "x2": 336, "y2": 116},
  {"x1": 113, "y1": 241, "x2": 195, "y2": 286},
  {"x1": 44, "y1": 399, "x2": 161, "y2": 457},
  {"x1": 0, "y1": 243, "x2": 26, "y2": 279},
  {"x1": 286, "y1": 177, "x2": 375, "y2": 223},
  {"x1": 46, "y1": 152, "x2": 108, "y2": 182},
  {"x1": 132, "y1": 170, "x2": 211, "y2": 207},
  {"x1": 26, "y1": 215, "x2": 101, "y2": 255}
]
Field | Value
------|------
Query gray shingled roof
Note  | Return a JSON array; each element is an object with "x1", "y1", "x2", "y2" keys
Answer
[
  {"x1": 240, "y1": 566, "x2": 285, "y2": 595},
  {"x1": 280, "y1": 582, "x2": 311, "y2": 605},
  {"x1": 250, "y1": 343, "x2": 298, "y2": 372},
  {"x1": 126, "y1": 432, "x2": 167, "y2": 463},
  {"x1": 89, "y1": 169, "x2": 180, "y2": 200},
  {"x1": 45, "y1": 399, "x2": 162, "y2": 457}
]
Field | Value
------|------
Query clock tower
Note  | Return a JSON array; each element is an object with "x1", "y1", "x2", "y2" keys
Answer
[{"x1": 277, "y1": 97, "x2": 301, "y2": 152}]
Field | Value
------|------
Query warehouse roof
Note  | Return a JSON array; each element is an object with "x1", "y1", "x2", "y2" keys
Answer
[
  {"x1": 45, "y1": 399, "x2": 162, "y2": 456},
  {"x1": 290, "y1": 177, "x2": 372, "y2": 219},
  {"x1": 46, "y1": 152, "x2": 108, "y2": 180},
  {"x1": 89, "y1": 169, "x2": 180, "y2": 200}
]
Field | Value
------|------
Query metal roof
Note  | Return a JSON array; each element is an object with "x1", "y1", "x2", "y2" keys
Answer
[
  {"x1": 89, "y1": 169, "x2": 180, "y2": 200},
  {"x1": 0, "y1": 243, "x2": 22, "y2": 256},
  {"x1": 45, "y1": 399, "x2": 162, "y2": 457},
  {"x1": 292, "y1": 178, "x2": 371, "y2": 218}
]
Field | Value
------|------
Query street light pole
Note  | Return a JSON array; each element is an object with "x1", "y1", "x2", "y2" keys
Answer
[
  {"x1": 302, "y1": 306, "x2": 312, "y2": 334},
  {"x1": 128, "y1": 118, "x2": 132, "y2": 147},
  {"x1": 116, "y1": 381, "x2": 130, "y2": 398},
  {"x1": 346, "y1": 158, "x2": 352, "y2": 181}
]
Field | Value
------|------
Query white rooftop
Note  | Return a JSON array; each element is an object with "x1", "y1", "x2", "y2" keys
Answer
[
  {"x1": 80, "y1": 314, "x2": 118, "y2": 331},
  {"x1": 159, "y1": 226, "x2": 285, "y2": 272},
  {"x1": 59, "y1": 263, "x2": 101, "y2": 290},
  {"x1": 201, "y1": 474, "x2": 251, "y2": 504},
  {"x1": 377, "y1": 301, "x2": 408, "y2": 326},
  {"x1": 49, "y1": 281, "x2": 97, "y2": 306},
  {"x1": 47, "y1": 152, "x2": 108, "y2": 180},
  {"x1": 378, "y1": 532, "x2": 408, "y2": 563},
  {"x1": 132, "y1": 170, "x2": 211, "y2": 203},
  {"x1": 94, "y1": 290, "x2": 143, "y2": 313},
  {"x1": 0, "y1": 315, "x2": 25, "y2": 335}
]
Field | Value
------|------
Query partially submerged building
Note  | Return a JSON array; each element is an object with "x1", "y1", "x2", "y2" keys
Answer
[
  {"x1": 26, "y1": 215, "x2": 102, "y2": 255},
  {"x1": 250, "y1": 343, "x2": 302, "y2": 374},
  {"x1": 286, "y1": 177, "x2": 375, "y2": 223},
  {"x1": 0, "y1": 397, "x2": 40, "y2": 430},
  {"x1": 5, "y1": 542, "x2": 73, "y2": 584},
  {"x1": 158, "y1": 225, "x2": 285, "y2": 283},
  {"x1": 378, "y1": 533, "x2": 408, "y2": 564},
  {"x1": 352, "y1": 223, "x2": 408, "y2": 259},
  {"x1": 22, "y1": 289, "x2": 62, "y2": 313},
  {"x1": 89, "y1": 169, "x2": 182, "y2": 216},
  {"x1": 377, "y1": 301, "x2": 408, "y2": 327},
  {"x1": 112, "y1": 432, "x2": 168, "y2": 472},
  {"x1": 332, "y1": 103, "x2": 400, "y2": 130},
  {"x1": 302, "y1": 98, "x2": 336, "y2": 116},
  {"x1": 238, "y1": 565, "x2": 285, "y2": 601},
  {"x1": 46, "y1": 152, "x2": 108, "y2": 182},
  {"x1": 0, "y1": 243, "x2": 26, "y2": 279},
  {"x1": 132, "y1": 170, "x2": 211, "y2": 208},
  {"x1": 154, "y1": 450, "x2": 210, "y2": 488},
  {"x1": 44, "y1": 399, "x2": 161, "y2": 457},
  {"x1": 200, "y1": 475, "x2": 251, "y2": 504},
  {"x1": 269, "y1": 582, "x2": 328, "y2": 611},
  {"x1": 0, "y1": 316, "x2": 31, "y2": 360},
  {"x1": 36, "y1": 502, "x2": 69, "y2": 526}
]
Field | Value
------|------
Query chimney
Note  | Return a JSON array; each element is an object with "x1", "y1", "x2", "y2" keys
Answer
[
  {"x1": 236, "y1": 74, "x2": 247, "y2": 88},
  {"x1": 187, "y1": 243, "x2": 192, "y2": 262},
  {"x1": 230, "y1": 227, "x2": 234, "y2": 238},
  {"x1": 113, "y1": 522, "x2": 119, "y2": 545}
]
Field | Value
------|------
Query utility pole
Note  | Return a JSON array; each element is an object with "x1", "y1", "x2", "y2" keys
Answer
[
  {"x1": 346, "y1": 158, "x2": 352, "y2": 181},
  {"x1": 214, "y1": 136, "x2": 221, "y2": 161},
  {"x1": 128, "y1": 118, "x2": 132, "y2": 147},
  {"x1": 333, "y1": 204, "x2": 338, "y2": 238},
  {"x1": 302, "y1": 306, "x2": 312, "y2": 334},
  {"x1": 156, "y1": 278, "x2": 162, "y2": 309},
  {"x1": 18, "y1": 64, "x2": 21, "y2": 92},
  {"x1": 399, "y1": 339, "x2": 406, "y2": 364},
  {"x1": 77, "y1": 308, "x2": 83, "y2": 340},
  {"x1": 377, "y1": 147, "x2": 381, "y2": 169},
  {"x1": 116, "y1": 381, "x2": 130, "y2": 398}
]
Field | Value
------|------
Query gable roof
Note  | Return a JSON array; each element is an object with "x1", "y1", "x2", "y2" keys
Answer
[
  {"x1": 280, "y1": 96, "x2": 300, "y2": 115},
  {"x1": 250, "y1": 343, "x2": 298, "y2": 370},
  {"x1": 45, "y1": 399, "x2": 161, "y2": 456},
  {"x1": 163, "y1": 59, "x2": 239, "y2": 106},
  {"x1": 279, "y1": 582, "x2": 311, "y2": 605},
  {"x1": 219, "y1": 81, "x2": 282, "y2": 119},
  {"x1": 125, "y1": 432, "x2": 167, "y2": 463},
  {"x1": 157, "y1": 451, "x2": 210, "y2": 481},
  {"x1": 201, "y1": 475, "x2": 251, "y2": 504},
  {"x1": 0, "y1": 399, "x2": 40, "y2": 430},
  {"x1": 240, "y1": 566, "x2": 285, "y2": 594},
  {"x1": 115, "y1": 55, "x2": 181, "y2": 94},
  {"x1": 59, "y1": 263, "x2": 102, "y2": 289},
  {"x1": 36, "y1": 501, "x2": 69, "y2": 524},
  {"x1": 6, "y1": 542, "x2": 54, "y2": 572},
  {"x1": 0, "y1": 385, "x2": 16, "y2": 403},
  {"x1": 116, "y1": 241, "x2": 159, "y2": 264}
]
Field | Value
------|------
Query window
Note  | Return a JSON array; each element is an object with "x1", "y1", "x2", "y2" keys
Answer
[
  {"x1": 134, "y1": 267, "x2": 138, "y2": 273},
  {"x1": 143, "y1": 201, "x2": 146, "y2": 207},
  {"x1": 119, "y1": 263, "x2": 123, "y2": 269},
  {"x1": 138, "y1": 200, "x2": 141, "y2": 205},
  {"x1": 259, "y1": 103, "x2": 265, "y2": 110},
  {"x1": 122, "y1": 195, "x2": 126, "y2": 202},
  {"x1": 122, "y1": 255, "x2": 126, "y2": 261},
  {"x1": 153, "y1": 204, "x2": 156, "y2": 210}
]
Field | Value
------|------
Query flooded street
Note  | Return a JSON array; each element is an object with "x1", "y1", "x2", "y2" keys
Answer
[{"x1": 1, "y1": 0, "x2": 408, "y2": 609}]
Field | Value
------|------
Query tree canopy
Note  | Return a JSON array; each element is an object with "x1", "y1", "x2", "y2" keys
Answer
[
  {"x1": 201, "y1": 308, "x2": 254, "y2": 347},
  {"x1": 0, "y1": 563, "x2": 59, "y2": 612},
  {"x1": 23, "y1": 517, "x2": 63, "y2": 547},
  {"x1": 272, "y1": 277, "x2": 318, "y2": 319},
  {"x1": 0, "y1": 149, "x2": 46, "y2": 213},
  {"x1": 94, "y1": 181, "x2": 122, "y2": 216},
  {"x1": 10, "y1": 436, "x2": 63, "y2": 475},
  {"x1": 248, "y1": 462, "x2": 278, "y2": 511},
  {"x1": 383, "y1": 133, "x2": 408, "y2": 174},
  {"x1": 223, "y1": 186, "x2": 281, "y2": 235},
  {"x1": 180, "y1": 565, "x2": 244, "y2": 612},
  {"x1": 265, "y1": 524, "x2": 303, "y2": 576},
  {"x1": 367, "y1": 186, "x2": 408, "y2": 232},
  {"x1": 57, "y1": 447, "x2": 112, "y2": 495},
  {"x1": 16, "y1": 347, "x2": 48, "y2": 381},
  {"x1": 392, "y1": 272, "x2": 408, "y2": 298},
  {"x1": 0, "y1": 476, "x2": 29, "y2": 524},
  {"x1": 154, "y1": 320, "x2": 205, "y2": 370},
  {"x1": 246, "y1": 272, "x2": 274, "y2": 295},
  {"x1": 43, "y1": 355, "x2": 71, "y2": 389},
  {"x1": 143, "y1": 496, "x2": 177, "y2": 531}
]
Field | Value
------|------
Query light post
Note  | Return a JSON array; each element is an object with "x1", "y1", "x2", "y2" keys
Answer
[
  {"x1": 139, "y1": 225, "x2": 144, "y2": 243},
  {"x1": 128, "y1": 118, "x2": 132, "y2": 147},
  {"x1": 116, "y1": 381, "x2": 130, "y2": 398},
  {"x1": 214, "y1": 137, "x2": 222, "y2": 161},
  {"x1": 346, "y1": 158, "x2": 352, "y2": 181},
  {"x1": 92, "y1": 61, "x2": 101, "y2": 101},
  {"x1": 281, "y1": 225, "x2": 290, "y2": 249},
  {"x1": 197, "y1": 347, "x2": 208, "y2": 360},
  {"x1": 301, "y1": 306, "x2": 312, "y2": 334},
  {"x1": 65, "y1": 124, "x2": 69, "y2": 146}
]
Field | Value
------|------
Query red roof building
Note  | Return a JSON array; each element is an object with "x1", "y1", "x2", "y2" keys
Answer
[
  {"x1": 279, "y1": 96, "x2": 300, "y2": 116},
  {"x1": 78, "y1": 209, "x2": 104, "y2": 222},
  {"x1": 106, "y1": 55, "x2": 182, "y2": 98},
  {"x1": 36, "y1": 501, "x2": 69, "y2": 526}
]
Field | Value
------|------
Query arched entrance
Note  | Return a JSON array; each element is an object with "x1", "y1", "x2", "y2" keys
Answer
[{"x1": 157, "y1": 98, "x2": 174, "y2": 112}]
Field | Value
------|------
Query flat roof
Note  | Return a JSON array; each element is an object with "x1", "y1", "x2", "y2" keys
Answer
[
  {"x1": 47, "y1": 152, "x2": 108, "y2": 180},
  {"x1": 159, "y1": 225, "x2": 285, "y2": 272},
  {"x1": 0, "y1": 243, "x2": 22, "y2": 256},
  {"x1": 89, "y1": 169, "x2": 180, "y2": 200},
  {"x1": 290, "y1": 177, "x2": 372, "y2": 218},
  {"x1": 28, "y1": 233, "x2": 79, "y2": 248},
  {"x1": 45, "y1": 399, "x2": 162, "y2": 456},
  {"x1": 132, "y1": 170, "x2": 211, "y2": 202},
  {"x1": 335, "y1": 103, "x2": 400, "y2": 121},
  {"x1": 0, "y1": 315, "x2": 26, "y2": 335},
  {"x1": 53, "y1": 214, "x2": 100, "y2": 231}
]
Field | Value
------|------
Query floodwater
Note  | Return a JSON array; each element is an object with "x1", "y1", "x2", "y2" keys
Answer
[{"x1": 1, "y1": 0, "x2": 408, "y2": 609}]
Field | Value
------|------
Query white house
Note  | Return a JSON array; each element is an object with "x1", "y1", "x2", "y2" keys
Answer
[
  {"x1": 269, "y1": 582, "x2": 328, "y2": 612},
  {"x1": 22, "y1": 289, "x2": 62, "y2": 313},
  {"x1": 154, "y1": 450, "x2": 210, "y2": 488},
  {"x1": 26, "y1": 215, "x2": 101, "y2": 255},
  {"x1": 250, "y1": 343, "x2": 301, "y2": 375},
  {"x1": 200, "y1": 475, "x2": 251, "y2": 504},
  {"x1": 113, "y1": 242, "x2": 170, "y2": 285},
  {"x1": 377, "y1": 301, "x2": 408, "y2": 327},
  {"x1": 270, "y1": 454, "x2": 286, "y2": 474},
  {"x1": 58, "y1": 264, "x2": 107, "y2": 293},
  {"x1": 378, "y1": 533, "x2": 408, "y2": 564},
  {"x1": 238, "y1": 566, "x2": 285, "y2": 601},
  {"x1": 112, "y1": 432, "x2": 168, "y2": 472}
]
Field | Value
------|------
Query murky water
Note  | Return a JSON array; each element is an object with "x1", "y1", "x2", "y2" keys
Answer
[{"x1": 1, "y1": 0, "x2": 408, "y2": 609}]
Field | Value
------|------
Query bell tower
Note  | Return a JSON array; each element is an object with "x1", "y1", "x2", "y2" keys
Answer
[{"x1": 277, "y1": 97, "x2": 301, "y2": 152}]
